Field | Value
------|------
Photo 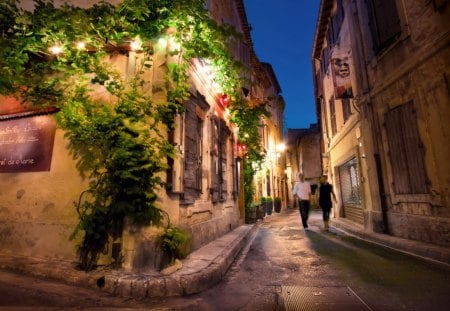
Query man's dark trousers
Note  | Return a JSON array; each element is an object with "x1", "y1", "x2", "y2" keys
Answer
[{"x1": 298, "y1": 199, "x2": 310, "y2": 229}]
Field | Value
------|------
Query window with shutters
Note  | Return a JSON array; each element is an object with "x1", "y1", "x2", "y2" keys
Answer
[
  {"x1": 342, "y1": 98, "x2": 351, "y2": 123},
  {"x1": 321, "y1": 44, "x2": 333, "y2": 76},
  {"x1": 330, "y1": 0, "x2": 345, "y2": 45},
  {"x1": 166, "y1": 113, "x2": 184, "y2": 193},
  {"x1": 172, "y1": 93, "x2": 209, "y2": 204},
  {"x1": 385, "y1": 101, "x2": 428, "y2": 194},
  {"x1": 183, "y1": 99, "x2": 204, "y2": 202},
  {"x1": 367, "y1": 0, "x2": 401, "y2": 53},
  {"x1": 433, "y1": 0, "x2": 449, "y2": 11},
  {"x1": 329, "y1": 96, "x2": 337, "y2": 136},
  {"x1": 210, "y1": 116, "x2": 230, "y2": 203}
]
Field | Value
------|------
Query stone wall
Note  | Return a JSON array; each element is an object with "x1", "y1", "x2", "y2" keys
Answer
[{"x1": 363, "y1": 1, "x2": 450, "y2": 245}]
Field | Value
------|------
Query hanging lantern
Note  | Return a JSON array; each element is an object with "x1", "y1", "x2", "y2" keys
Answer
[{"x1": 236, "y1": 143, "x2": 247, "y2": 158}]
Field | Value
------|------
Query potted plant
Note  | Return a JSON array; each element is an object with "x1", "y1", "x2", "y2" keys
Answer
[
  {"x1": 274, "y1": 197, "x2": 282, "y2": 213},
  {"x1": 265, "y1": 196, "x2": 273, "y2": 215},
  {"x1": 245, "y1": 202, "x2": 258, "y2": 224},
  {"x1": 259, "y1": 197, "x2": 267, "y2": 219}
]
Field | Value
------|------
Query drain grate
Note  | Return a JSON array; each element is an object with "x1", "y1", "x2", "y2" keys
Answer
[{"x1": 279, "y1": 286, "x2": 372, "y2": 311}]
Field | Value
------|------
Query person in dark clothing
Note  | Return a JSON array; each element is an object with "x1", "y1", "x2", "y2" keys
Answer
[{"x1": 318, "y1": 175, "x2": 337, "y2": 231}]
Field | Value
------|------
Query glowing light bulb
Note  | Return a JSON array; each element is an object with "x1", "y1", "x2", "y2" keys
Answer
[
  {"x1": 130, "y1": 37, "x2": 142, "y2": 51},
  {"x1": 158, "y1": 37, "x2": 167, "y2": 49},
  {"x1": 76, "y1": 41, "x2": 86, "y2": 50},
  {"x1": 49, "y1": 45, "x2": 62, "y2": 55},
  {"x1": 169, "y1": 38, "x2": 181, "y2": 51},
  {"x1": 276, "y1": 143, "x2": 286, "y2": 152}
]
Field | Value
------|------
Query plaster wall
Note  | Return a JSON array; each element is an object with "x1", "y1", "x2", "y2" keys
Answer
[{"x1": 0, "y1": 129, "x2": 86, "y2": 260}]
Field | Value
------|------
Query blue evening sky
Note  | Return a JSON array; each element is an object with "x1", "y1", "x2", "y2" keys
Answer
[{"x1": 243, "y1": 0, "x2": 320, "y2": 130}]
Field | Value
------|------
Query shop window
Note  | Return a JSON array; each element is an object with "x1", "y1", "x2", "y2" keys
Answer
[{"x1": 338, "y1": 157, "x2": 361, "y2": 206}]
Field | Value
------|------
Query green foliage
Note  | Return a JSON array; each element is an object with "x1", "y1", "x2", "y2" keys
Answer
[
  {"x1": 158, "y1": 226, "x2": 191, "y2": 262},
  {"x1": 274, "y1": 197, "x2": 282, "y2": 203},
  {"x1": 230, "y1": 97, "x2": 269, "y2": 211},
  {"x1": 0, "y1": 0, "x2": 266, "y2": 270}
]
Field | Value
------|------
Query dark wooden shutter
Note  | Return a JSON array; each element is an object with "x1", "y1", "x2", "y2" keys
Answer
[
  {"x1": 331, "y1": 0, "x2": 345, "y2": 43},
  {"x1": 385, "y1": 102, "x2": 428, "y2": 194},
  {"x1": 342, "y1": 98, "x2": 351, "y2": 122},
  {"x1": 183, "y1": 100, "x2": 202, "y2": 201},
  {"x1": 329, "y1": 96, "x2": 337, "y2": 135},
  {"x1": 210, "y1": 117, "x2": 220, "y2": 203},
  {"x1": 368, "y1": 0, "x2": 401, "y2": 52},
  {"x1": 219, "y1": 119, "x2": 230, "y2": 201}
]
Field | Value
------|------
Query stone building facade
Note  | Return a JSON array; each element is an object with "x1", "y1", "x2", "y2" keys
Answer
[
  {"x1": 286, "y1": 124, "x2": 322, "y2": 208},
  {"x1": 250, "y1": 63, "x2": 287, "y2": 208},
  {"x1": 312, "y1": 0, "x2": 450, "y2": 246},
  {"x1": 0, "y1": 0, "x2": 272, "y2": 270}
]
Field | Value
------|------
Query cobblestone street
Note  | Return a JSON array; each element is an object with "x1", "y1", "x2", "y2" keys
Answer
[{"x1": 3, "y1": 209, "x2": 449, "y2": 310}]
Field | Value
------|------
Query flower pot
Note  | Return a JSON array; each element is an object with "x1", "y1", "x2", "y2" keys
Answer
[
  {"x1": 274, "y1": 198, "x2": 282, "y2": 213},
  {"x1": 245, "y1": 206, "x2": 257, "y2": 224},
  {"x1": 257, "y1": 204, "x2": 265, "y2": 219},
  {"x1": 265, "y1": 200, "x2": 273, "y2": 215}
]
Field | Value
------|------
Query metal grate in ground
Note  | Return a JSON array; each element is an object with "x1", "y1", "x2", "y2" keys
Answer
[{"x1": 279, "y1": 286, "x2": 372, "y2": 311}]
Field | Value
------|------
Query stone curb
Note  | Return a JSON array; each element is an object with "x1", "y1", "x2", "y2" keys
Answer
[
  {"x1": 101, "y1": 223, "x2": 258, "y2": 298},
  {"x1": 331, "y1": 218, "x2": 450, "y2": 266},
  {"x1": 0, "y1": 222, "x2": 260, "y2": 299},
  {"x1": 103, "y1": 223, "x2": 260, "y2": 298}
]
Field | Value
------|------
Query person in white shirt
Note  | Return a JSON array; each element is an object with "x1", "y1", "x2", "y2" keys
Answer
[{"x1": 292, "y1": 173, "x2": 312, "y2": 230}]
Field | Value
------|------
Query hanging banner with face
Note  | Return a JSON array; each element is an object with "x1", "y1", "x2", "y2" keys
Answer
[{"x1": 331, "y1": 57, "x2": 353, "y2": 99}]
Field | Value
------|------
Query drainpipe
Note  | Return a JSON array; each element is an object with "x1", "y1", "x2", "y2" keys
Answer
[{"x1": 374, "y1": 153, "x2": 389, "y2": 233}]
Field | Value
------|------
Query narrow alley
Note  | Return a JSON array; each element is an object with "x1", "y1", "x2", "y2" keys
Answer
[
  {"x1": 1, "y1": 1, "x2": 449, "y2": 310},
  {"x1": 2, "y1": 209, "x2": 449, "y2": 311},
  {"x1": 165, "y1": 209, "x2": 450, "y2": 311}
]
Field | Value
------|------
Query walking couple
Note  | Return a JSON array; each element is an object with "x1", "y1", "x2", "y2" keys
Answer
[{"x1": 292, "y1": 173, "x2": 336, "y2": 231}]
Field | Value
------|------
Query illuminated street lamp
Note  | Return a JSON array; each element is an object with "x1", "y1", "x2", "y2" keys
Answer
[{"x1": 276, "y1": 143, "x2": 286, "y2": 153}]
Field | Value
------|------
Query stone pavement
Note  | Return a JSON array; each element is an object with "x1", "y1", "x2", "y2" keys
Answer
[
  {"x1": 0, "y1": 223, "x2": 259, "y2": 300},
  {"x1": 329, "y1": 214, "x2": 450, "y2": 266},
  {"x1": 1, "y1": 209, "x2": 449, "y2": 301}
]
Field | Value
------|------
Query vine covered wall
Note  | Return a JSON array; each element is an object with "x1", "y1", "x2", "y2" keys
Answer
[{"x1": 0, "y1": 0, "x2": 268, "y2": 270}]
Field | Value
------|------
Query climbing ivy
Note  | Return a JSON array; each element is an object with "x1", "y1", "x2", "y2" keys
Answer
[
  {"x1": 230, "y1": 98, "x2": 269, "y2": 210},
  {"x1": 0, "y1": 0, "x2": 267, "y2": 270}
]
